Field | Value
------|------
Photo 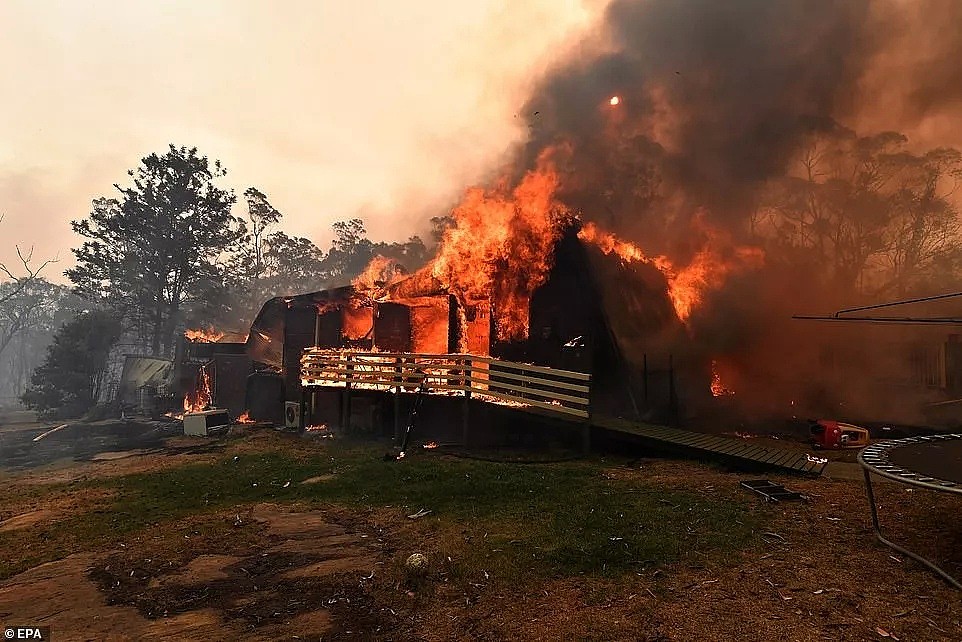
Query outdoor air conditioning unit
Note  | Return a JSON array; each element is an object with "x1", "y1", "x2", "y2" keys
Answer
[
  {"x1": 183, "y1": 409, "x2": 230, "y2": 436},
  {"x1": 285, "y1": 401, "x2": 301, "y2": 429}
]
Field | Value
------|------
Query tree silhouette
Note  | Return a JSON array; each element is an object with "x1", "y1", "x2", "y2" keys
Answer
[{"x1": 67, "y1": 145, "x2": 241, "y2": 356}]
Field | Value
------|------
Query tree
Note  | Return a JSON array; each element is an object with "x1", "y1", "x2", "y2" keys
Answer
[
  {"x1": 0, "y1": 278, "x2": 72, "y2": 359},
  {"x1": 67, "y1": 145, "x2": 241, "y2": 356},
  {"x1": 755, "y1": 123, "x2": 962, "y2": 299},
  {"x1": 371, "y1": 236, "x2": 428, "y2": 272},
  {"x1": 880, "y1": 147, "x2": 962, "y2": 296},
  {"x1": 320, "y1": 218, "x2": 373, "y2": 284},
  {"x1": 0, "y1": 280, "x2": 81, "y2": 401},
  {"x1": 243, "y1": 187, "x2": 282, "y2": 278},
  {"x1": 21, "y1": 310, "x2": 122, "y2": 418},
  {"x1": 429, "y1": 215, "x2": 455, "y2": 245},
  {"x1": 261, "y1": 231, "x2": 328, "y2": 294},
  {"x1": 0, "y1": 213, "x2": 57, "y2": 307}
]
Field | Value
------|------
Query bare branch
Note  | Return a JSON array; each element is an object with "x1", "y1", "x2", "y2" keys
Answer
[{"x1": 0, "y1": 218, "x2": 60, "y2": 306}]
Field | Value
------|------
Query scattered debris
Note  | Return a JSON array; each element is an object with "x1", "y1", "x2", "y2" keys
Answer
[
  {"x1": 810, "y1": 419, "x2": 869, "y2": 449},
  {"x1": 407, "y1": 508, "x2": 432, "y2": 519},
  {"x1": 404, "y1": 553, "x2": 428, "y2": 576},
  {"x1": 32, "y1": 423, "x2": 69, "y2": 442},
  {"x1": 741, "y1": 480, "x2": 804, "y2": 502}
]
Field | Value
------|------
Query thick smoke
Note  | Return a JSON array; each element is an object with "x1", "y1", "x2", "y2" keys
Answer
[
  {"x1": 526, "y1": 1, "x2": 877, "y2": 234},
  {"x1": 510, "y1": 0, "x2": 962, "y2": 425}
]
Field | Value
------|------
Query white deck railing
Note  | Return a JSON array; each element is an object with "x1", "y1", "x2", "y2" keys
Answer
[{"x1": 300, "y1": 349, "x2": 591, "y2": 420}]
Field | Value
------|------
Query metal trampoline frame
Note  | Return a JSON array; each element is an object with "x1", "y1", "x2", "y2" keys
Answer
[{"x1": 858, "y1": 434, "x2": 962, "y2": 590}]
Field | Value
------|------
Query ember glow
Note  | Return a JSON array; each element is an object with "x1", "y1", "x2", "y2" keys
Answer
[
  {"x1": 609, "y1": 96, "x2": 620, "y2": 106},
  {"x1": 185, "y1": 327, "x2": 225, "y2": 343},
  {"x1": 183, "y1": 365, "x2": 212, "y2": 413},
  {"x1": 235, "y1": 411, "x2": 254, "y2": 424},
  {"x1": 710, "y1": 361, "x2": 735, "y2": 397}
]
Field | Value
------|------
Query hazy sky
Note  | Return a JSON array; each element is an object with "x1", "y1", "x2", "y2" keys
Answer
[{"x1": 0, "y1": 0, "x2": 599, "y2": 282}]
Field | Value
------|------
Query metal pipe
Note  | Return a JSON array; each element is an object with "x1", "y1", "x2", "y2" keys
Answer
[
  {"x1": 793, "y1": 315, "x2": 962, "y2": 326},
  {"x1": 862, "y1": 468, "x2": 962, "y2": 590},
  {"x1": 834, "y1": 291, "x2": 962, "y2": 318}
]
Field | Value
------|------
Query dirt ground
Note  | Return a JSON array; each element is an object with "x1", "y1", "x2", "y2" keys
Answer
[{"x1": 0, "y1": 414, "x2": 961, "y2": 640}]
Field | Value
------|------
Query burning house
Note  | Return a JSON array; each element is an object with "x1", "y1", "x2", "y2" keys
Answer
[
  {"x1": 177, "y1": 329, "x2": 251, "y2": 420},
  {"x1": 173, "y1": 0, "x2": 962, "y2": 436},
  {"x1": 238, "y1": 218, "x2": 704, "y2": 428}
]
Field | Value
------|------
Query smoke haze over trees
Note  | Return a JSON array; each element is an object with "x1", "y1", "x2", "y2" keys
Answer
[{"x1": 20, "y1": 310, "x2": 122, "y2": 419}]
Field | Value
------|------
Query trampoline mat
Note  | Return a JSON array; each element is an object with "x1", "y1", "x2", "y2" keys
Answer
[{"x1": 888, "y1": 439, "x2": 962, "y2": 485}]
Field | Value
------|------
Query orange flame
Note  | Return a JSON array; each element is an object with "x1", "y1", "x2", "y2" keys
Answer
[
  {"x1": 577, "y1": 221, "x2": 763, "y2": 323},
  {"x1": 236, "y1": 411, "x2": 254, "y2": 424},
  {"x1": 183, "y1": 364, "x2": 212, "y2": 413},
  {"x1": 353, "y1": 255, "x2": 404, "y2": 293},
  {"x1": 609, "y1": 96, "x2": 620, "y2": 106},
  {"x1": 430, "y1": 148, "x2": 567, "y2": 340},
  {"x1": 185, "y1": 327, "x2": 225, "y2": 343},
  {"x1": 710, "y1": 360, "x2": 735, "y2": 397}
]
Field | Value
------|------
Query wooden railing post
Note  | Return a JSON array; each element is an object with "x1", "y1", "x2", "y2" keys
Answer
[
  {"x1": 668, "y1": 353, "x2": 677, "y2": 427},
  {"x1": 643, "y1": 353, "x2": 649, "y2": 404},
  {"x1": 393, "y1": 356, "x2": 402, "y2": 445},
  {"x1": 299, "y1": 385, "x2": 307, "y2": 432},
  {"x1": 342, "y1": 352, "x2": 353, "y2": 431},
  {"x1": 462, "y1": 357, "x2": 471, "y2": 446},
  {"x1": 582, "y1": 377, "x2": 592, "y2": 454}
]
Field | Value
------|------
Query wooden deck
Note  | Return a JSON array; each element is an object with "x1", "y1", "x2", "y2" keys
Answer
[
  {"x1": 298, "y1": 349, "x2": 826, "y2": 475},
  {"x1": 593, "y1": 416, "x2": 827, "y2": 476}
]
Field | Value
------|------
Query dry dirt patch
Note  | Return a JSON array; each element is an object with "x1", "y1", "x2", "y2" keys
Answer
[
  {"x1": 0, "y1": 553, "x2": 256, "y2": 641},
  {"x1": 0, "y1": 503, "x2": 398, "y2": 640},
  {"x1": 89, "y1": 505, "x2": 390, "y2": 639}
]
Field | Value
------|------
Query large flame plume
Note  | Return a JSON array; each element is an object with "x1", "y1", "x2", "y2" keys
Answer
[
  {"x1": 430, "y1": 149, "x2": 569, "y2": 340},
  {"x1": 578, "y1": 221, "x2": 763, "y2": 323}
]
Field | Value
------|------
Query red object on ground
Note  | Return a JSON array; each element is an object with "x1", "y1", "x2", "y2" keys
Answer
[{"x1": 811, "y1": 419, "x2": 870, "y2": 449}]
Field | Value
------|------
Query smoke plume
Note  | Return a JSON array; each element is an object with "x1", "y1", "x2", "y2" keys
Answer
[{"x1": 506, "y1": 0, "x2": 962, "y2": 424}]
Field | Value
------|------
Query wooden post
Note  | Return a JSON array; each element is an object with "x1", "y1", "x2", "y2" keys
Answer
[
  {"x1": 393, "y1": 356, "x2": 402, "y2": 445},
  {"x1": 342, "y1": 352, "x2": 353, "y2": 431},
  {"x1": 582, "y1": 375, "x2": 592, "y2": 454},
  {"x1": 462, "y1": 357, "x2": 471, "y2": 446},
  {"x1": 668, "y1": 353, "x2": 676, "y2": 426},
  {"x1": 299, "y1": 386, "x2": 307, "y2": 432},
  {"x1": 643, "y1": 353, "x2": 649, "y2": 404}
]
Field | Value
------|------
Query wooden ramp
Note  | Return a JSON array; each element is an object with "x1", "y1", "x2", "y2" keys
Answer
[{"x1": 593, "y1": 416, "x2": 827, "y2": 476}]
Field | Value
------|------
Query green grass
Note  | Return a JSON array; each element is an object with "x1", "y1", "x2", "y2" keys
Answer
[{"x1": 0, "y1": 442, "x2": 764, "y2": 581}]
